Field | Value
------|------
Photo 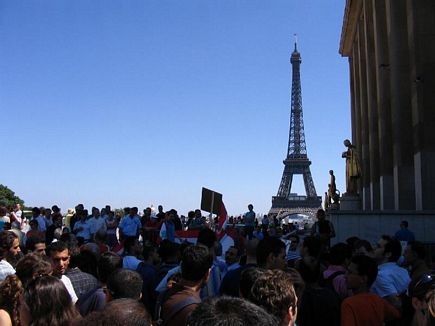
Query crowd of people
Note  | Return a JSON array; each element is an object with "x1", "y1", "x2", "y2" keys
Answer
[{"x1": 0, "y1": 203, "x2": 434, "y2": 326}]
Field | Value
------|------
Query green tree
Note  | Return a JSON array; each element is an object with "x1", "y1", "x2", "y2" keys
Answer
[{"x1": 0, "y1": 184, "x2": 25, "y2": 208}]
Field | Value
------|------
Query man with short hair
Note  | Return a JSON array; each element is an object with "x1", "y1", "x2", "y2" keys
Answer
[
  {"x1": 158, "y1": 245, "x2": 213, "y2": 326},
  {"x1": 106, "y1": 268, "x2": 143, "y2": 301},
  {"x1": 248, "y1": 269, "x2": 298, "y2": 326},
  {"x1": 224, "y1": 246, "x2": 241, "y2": 274},
  {"x1": 404, "y1": 241, "x2": 431, "y2": 289},
  {"x1": 256, "y1": 236, "x2": 286, "y2": 270},
  {"x1": 342, "y1": 255, "x2": 400, "y2": 325},
  {"x1": 371, "y1": 235, "x2": 410, "y2": 308},
  {"x1": 220, "y1": 238, "x2": 259, "y2": 297},
  {"x1": 243, "y1": 204, "x2": 256, "y2": 240},
  {"x1": 47, "y1": 241, "x2": 78, "y2": 303},
  {"x1": 73, "y1": 210, "x2": 92, "y2": 244},
  {"x1": 32, "y1": 207, "x2": 47, "y2": 234},
  {"x1": 187, "y1": 296, "x2": 278, "y2": 326},
  {"x1": 119, "y1": 207, "x2": 141, "y2": 239},
  {"x1": 395, "y1": 220, "x2": 415, "y2": 243},
  {"x1": 88, "y1": 207, "x2": 107, "y2": 240},
  {"x1": 25, "y1": 235, "x2": 46, "y2": 256}
]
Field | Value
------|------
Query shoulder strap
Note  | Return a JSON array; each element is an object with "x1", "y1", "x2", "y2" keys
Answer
[
  {"x1": 326, "y1": 270, "x2": 345, "y2": 281},
  {"x1": 164, "y1": 295, "x2": 201, "y2": 324}
]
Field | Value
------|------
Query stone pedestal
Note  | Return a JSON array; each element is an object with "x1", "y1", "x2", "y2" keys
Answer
[{"x1": 340, "y1": 194, "x2": 361, "y2": 210}]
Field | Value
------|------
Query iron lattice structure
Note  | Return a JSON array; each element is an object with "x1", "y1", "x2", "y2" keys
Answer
[{"x1": 270, "y1": 43, "x2": 321, "y2": 216}]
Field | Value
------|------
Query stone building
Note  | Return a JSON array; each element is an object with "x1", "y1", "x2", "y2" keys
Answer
[
  {"x1": 331, "y1": 0, "x2": 435, "y2": 244},
  {"x1": 339, "y1": 0, "x2": 435, "y2": 211}
]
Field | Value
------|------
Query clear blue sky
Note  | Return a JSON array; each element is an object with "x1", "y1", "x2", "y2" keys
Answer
[{"x1": 1, "y1": 0, "x2": 350, "y2": 216}]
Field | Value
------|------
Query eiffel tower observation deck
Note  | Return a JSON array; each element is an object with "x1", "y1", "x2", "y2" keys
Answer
[{"x1": 270, "y1": 40, "x2": 322, "y2": 218}]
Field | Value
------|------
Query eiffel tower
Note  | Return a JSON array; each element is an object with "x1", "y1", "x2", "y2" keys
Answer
[{"x1": 270, "y1": 41, "x2": 321, "y2": 218}]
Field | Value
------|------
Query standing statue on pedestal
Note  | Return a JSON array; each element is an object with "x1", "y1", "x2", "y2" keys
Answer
[
  {"x1": 342, "y1": 139, "x2": 361, "y2": 195},
  {"x1": 326, "y1": 170, "x2": 340, "y2": 209}
]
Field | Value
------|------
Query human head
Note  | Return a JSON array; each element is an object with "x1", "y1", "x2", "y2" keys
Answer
[
  {"x1": 256, "y1": 237, "x2": 286, "y2": 269},
  {"x1": 328, "y1": 243, "x2": 351, "y2": 266},
  {"x1": 47, "y1": 241, "x2": 70, "y2": 276},
  {"x1": 180, "y1": 245, "x2": 213, "y2": 283},
  {"x1": 329, "y1": 170, "x2": 333, "y2": 175},
  {"x1": 346, "y1": 255, "x2": 378, "y2": 290},
  {"x1": 300, "y1": 236, "x2": 322, "y2": 258},
  {"x1": 0, "y1": 231, "x2": 20, "y2": 261},
  {"x1": 98, "y1": 252, "x2": 123, "y2": 284},
  {"x1": 32, "y1": 207, "x2": 41, "y2": 218},
  {"x1": 240, "y1": 267, "x2": 265, "y2": 299},
  {"x1": 316, "y1": 209, "x2": 326, "y2": 220},
  {"x1": 249, "y1": 269, "x2": 298, "y2": 326},
  {"x1": 29, "y1": 219, "x2": 39, "y2": 230},
  {"x1": 225, "y1": 246, "x2": 240, "y2": 265},
  {"x1": 344, "y1": 139, "x2": 351, "y2": 147},
  {"x1": 23, "y1": 275, "x2": 78, "y2": 326},
  {"x1": 25, "y1": 236, "x2": 46, "y2": 256},
  {"x1": 106, "y1": 269, "x2": 143, "y2": 300},
  {"x1": 79, "y1": 298, "x2": 152, "y2": 326},
  {"x1": 51, "y1": 205, "x2": 60, "y2": 214},
  {"x1": 44, "y1": 208, "x2": 52, "y2": 218},
  {"x1": 248, "y1": 204, "x2": 253, "y2": 211},
  {"x1": 409, "y1": 274, "x2": 435, "y2": 325},
  {"x1": 373, "y1": 235, "x2": 402, "y2": 264},
  {"x1": 0, "y1": 275, "x2": 23, "y2": 326},
  {"x1": 158, "y1": 240, "x2": 180, "y2": 263},
  {"x1": 187, "y1": 296, "x2": 278, "y2": 326},
  {"x1": 353, "y1": 239, "x2": 374, "y2": 257},
  {"x1": 16, "y1": 253, "x2": 53, "y2": 287},
  {"x1": 400, "y1": 220, "x2": 409, "y2": 229},
  {"x1": 404, "y1": 241, "x2": 426, "y2": 265},
  {"x1": 197, "y1": 228, "x2": 217, "y2": 250},
  {"x1": 124, "y1": 237, "x2": 141, "y2": 256},
  {"x1": 0, "y1": 206, "x2": 7, "y2": 217},
  {"x1": 130, "y1": 207, "x2": 138, "y2": 216}
]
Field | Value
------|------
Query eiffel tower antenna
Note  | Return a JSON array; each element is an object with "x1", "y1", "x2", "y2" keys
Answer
[{"x1": 270, "y1": 40, "x2": 321, "y2": 218}]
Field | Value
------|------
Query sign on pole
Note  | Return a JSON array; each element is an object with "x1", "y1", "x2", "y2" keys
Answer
[{"x1": 200, "y1": 187, "x2": 222, "y2": 215}]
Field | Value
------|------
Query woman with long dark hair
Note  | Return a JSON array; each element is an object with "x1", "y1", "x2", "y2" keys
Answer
[
  {"x1": 0, "y1": 275, "x2": 23, "y2": 326},
  {"x1": 22, "y1": 275, "x2": 80, "y2": 326}
]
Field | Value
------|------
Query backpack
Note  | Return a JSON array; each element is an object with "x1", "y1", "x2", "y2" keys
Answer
[{"x1": 154, "y1": 284, "x2": 201, "y2": 326}]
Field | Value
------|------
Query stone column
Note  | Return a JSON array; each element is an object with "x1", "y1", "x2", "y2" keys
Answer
[
  {"x1": 406, "y1": 0, "x2": 435, "y2": 210},
  {"x1": 386, "y1": 0, "x2": 415, "y2": 210},
  {"x1": 363, "y1": 0, "x2": 380, "y2": 210},
  {"x1": 372, "y1": 0, "x2": 394, "y2": 210},
  {"x1": 356, "y1": 20, "x2": 371, "y2": 210},
  {"x1": 351, "y1": 46, "x2": 363, "y2": 205}
]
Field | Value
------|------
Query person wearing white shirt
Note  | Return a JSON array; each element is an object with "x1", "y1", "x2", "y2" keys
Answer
[
  {"x1": 73, "y1": 213, "x2": 91, "y2": 242},
  {"x1": 88, "y1": 208, "x2": 107, "y2": 239}
]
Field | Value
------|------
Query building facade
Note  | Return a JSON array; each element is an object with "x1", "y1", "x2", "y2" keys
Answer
[{"x1": 339, "y1": 0, "x2": 435, "y2": 211}]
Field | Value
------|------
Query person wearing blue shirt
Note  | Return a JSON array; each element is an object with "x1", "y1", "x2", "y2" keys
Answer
[
  {"x1": 119, "y1": 207, "x2": 142, "y2": 239},
  {"x1": 243, "y1": 204, "x2": 256, "y2": 240},
  {"x1": 394, "y1": 220, "x2": 415, "y2": 243}
]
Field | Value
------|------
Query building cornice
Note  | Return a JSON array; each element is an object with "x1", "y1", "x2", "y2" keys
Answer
[{"x1": 339, "y1": 0, "x2": 363, "y2": 57}]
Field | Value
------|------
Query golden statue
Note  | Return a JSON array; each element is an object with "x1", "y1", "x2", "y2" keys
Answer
[{"x1": 342, "y1": 139, "x2": 361, "y2": 194}]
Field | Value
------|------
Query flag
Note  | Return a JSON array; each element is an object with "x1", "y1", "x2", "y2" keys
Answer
[
  {"x1": 217, "y1": 201, "x2": 228, "y2": 239},
  {"x1": 159, "y1": 222, "x2": 167, "y2": 240}
]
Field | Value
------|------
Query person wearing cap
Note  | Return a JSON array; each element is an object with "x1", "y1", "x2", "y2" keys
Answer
[{"x1": 409, "y1": 274, "x2": 435, "y2": 326}]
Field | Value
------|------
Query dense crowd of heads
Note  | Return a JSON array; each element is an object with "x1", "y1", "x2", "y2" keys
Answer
[{"x1": 0, "y1": 204, "x2": 434, "y2": 326}]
